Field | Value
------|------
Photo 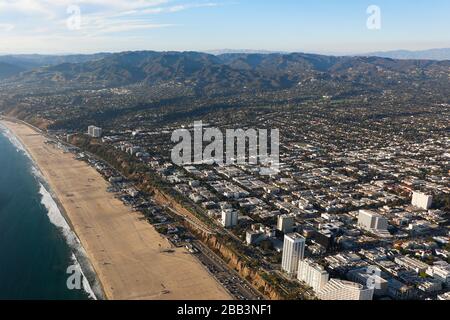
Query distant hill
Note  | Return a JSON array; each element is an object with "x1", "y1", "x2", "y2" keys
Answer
[
  {"x1": 207, "y1": 49, "x2": 288, "y2": 55},
  {"x1": 4, "y1": 51, "x2": 449, "y2": 95},
  {"x1": 0, "y1": 53, "x2": 112, "y2": 70},
  {"x1": 0, "y1": 62, "x2": 25, "y2": 79},
  {"x1": 362, "y1": 48, "x2": 450, "y2": 61}
]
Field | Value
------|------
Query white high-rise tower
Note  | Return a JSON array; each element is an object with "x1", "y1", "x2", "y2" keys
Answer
[{"x1": 281, "y1": 233, "x2": 305, "y2": 277}]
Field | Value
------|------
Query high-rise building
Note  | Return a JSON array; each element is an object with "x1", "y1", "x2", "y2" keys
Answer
[
  {"x1": 412, "y1": 192, "x2": 433, "y2": 210},
  {"x1": 221, "y1": 209, "x2": 238, "y2": 228},
  {"x1": 297, "y1": 259, "x2": 329, "y2": 292},
  {"x1": 374, "y1": 215, "x2": 388, "y2": 230},
  {"x1": 277, "y1": 214, "x2": 294, "y2": 233},
  {"x1": 317, "y1": 279, "x2": 374, "y2": 300},
  {"x1": 358, "y1": 210, "x2": 374, "y2": 230},
  {"x1": 88, "y1": 125, "x2": 102, "y2": 138},
  {"x1": 281, "y1": 233, "x2": 305, "y2": 276},
  {"x1": 358, "y1": 210, "x2": 388, "y2": 232}
]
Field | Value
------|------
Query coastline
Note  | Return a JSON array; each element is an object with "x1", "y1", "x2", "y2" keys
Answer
[
  {"x1": 0, "y1": 121, "x2": 104, "y2": 300},
  {"x1": 0, "y1": 119, "x2": 231, "y2": 300},
  {"x1": 37, "y1": 182, "x2": 103, "y2": 300}
]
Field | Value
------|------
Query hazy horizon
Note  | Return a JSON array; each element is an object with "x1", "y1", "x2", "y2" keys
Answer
[
  {"x1": 1, "y1": 47, "x2": 449, "y2": 57},
  {"x1": 0, "y1": 0, "x2": 449, "y2": 55}
]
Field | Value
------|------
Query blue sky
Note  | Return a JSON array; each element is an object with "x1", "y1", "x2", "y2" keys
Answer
[{"x1": 0, "y1": 0, "x2": 449, "y2": 54}]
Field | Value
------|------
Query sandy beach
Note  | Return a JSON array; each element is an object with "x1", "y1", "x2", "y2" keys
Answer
[{"x1": 1, "y1": 120, "x2": 231, "y2": 300}]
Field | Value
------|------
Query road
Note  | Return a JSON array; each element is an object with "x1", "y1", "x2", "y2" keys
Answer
[{"x1": 193, "y1": 240, "x2": 265, "y2": 301}]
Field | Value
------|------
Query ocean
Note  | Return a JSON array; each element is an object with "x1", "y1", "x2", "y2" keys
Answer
[{"x1": 0, "y1": 125, "x2": 95, "y2": 300}]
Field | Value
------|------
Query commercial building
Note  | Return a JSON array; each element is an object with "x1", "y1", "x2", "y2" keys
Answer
[
  {"x1": 347, "y1": 266, "x2": 388, "y2": 296},
  {"x1": 297, "y1": 259, "x2": 329, "y2": 292},
  {"x1": 246, "y1": 230, "x2": 265, "y2": 245},
  {"x1": 277, "y1": 214, "x2": 295, "y2": 233},
  {"x1": 387, "y1": 278, "x2": 416, "y2": 300},
  {"x1": 281, "y1": 233, "x2": 305, "y2": 277},
  {"x1": 317, "y1": 279, "x2": 374, "y2": 300},
  {"x1": 358, "y1": 210, "x2": 388, "y2": 232},
  {"x1": 221, "y1": 209, "x2": 238, "y2": 228},
  {"x1": 437, "y1": 292, "x2": 450, "y2": 300},
  {"x1": 394, "y1": 256, "x2": 429, "y2": 274},
  {"x1": 427, "y1": 261, "x2": 450, "y2": 285},
  {"x1": 246, "y1": 224, "x2": 277, "y2": 245},
  {"x1": 412, "y1": 192, "x2": 433, "y2": 210},
  {"x1": 88, "y1": 125, "x2": 102, "y2": 138},
  {"x1": 417, "y1": 279, "x2": 442, "y2": 293}
]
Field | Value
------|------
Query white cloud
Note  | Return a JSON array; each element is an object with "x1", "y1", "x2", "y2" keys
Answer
[
  {"x1": 0, "y1": 0, "x2": 54, "y2": 18},
  {"x1": 0, "y1": 0, "x2": 219, "y2": 34},
  {"x1": 140, "y1": 2, "x2": 219, "y2": 14},
  {"x1": 0, "y1": 0, "x2": 223, "y2": 52},
  {"x1": 0, "y1": 23, "x2": 15, "y2": 32}
]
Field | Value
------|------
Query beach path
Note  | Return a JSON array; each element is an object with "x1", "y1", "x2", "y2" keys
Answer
[{"x1": 2, "y1": 120, "x2": 231, "y2": 300}]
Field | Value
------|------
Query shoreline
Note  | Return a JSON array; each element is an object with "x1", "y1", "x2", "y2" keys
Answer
[
  {"x1": 0, "y1": 119, "x2": 231, "y2": 300},
  {"x1": 0, "y1": 121, "x2": 105, "y2": 300},
  {"x1": 37, "y1": 181, "x2": 103, "y2": 300}
]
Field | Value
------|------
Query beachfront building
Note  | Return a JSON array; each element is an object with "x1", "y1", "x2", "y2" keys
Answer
[
  {"x1": 281, "y1": 233, "x2": 305, "y2": 277},
  {"x1": 297, "y1": 259, "x2": 329, "y2": 292},
  {"x1": 317, "y1": 279, "x2": 374, "y2": 300},
  {"x1": 221, "y1": 209, "x2": 238, "y2": 228}
]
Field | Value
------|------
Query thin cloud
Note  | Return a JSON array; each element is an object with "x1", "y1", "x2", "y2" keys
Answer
[
  {"x1": 0, "y1": 23, "x2": 15, "y2": 32},
  {"x1": 0, "y1": 0, "x2": 221, "y2": 35},
  {"x1": 0, "y1": 0, "x2": 226, "y2": 53},
  {"x1": 140, "y1": 2, "x2": 220, "y2": 14}
]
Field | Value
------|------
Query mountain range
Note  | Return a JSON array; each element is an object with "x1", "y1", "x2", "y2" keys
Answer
[
  {"x1": 363, "y1": 48, "x2": 450, "y2": 61},
  {"x1": 0, "y1": 53, "x2": 111, "y2": 76},
  {"x1": 1, "y1": 51, "x2": 449, "y2": 96},
  {"x1": 0, "y1": 62, "x2": 25, "y2": 80}
]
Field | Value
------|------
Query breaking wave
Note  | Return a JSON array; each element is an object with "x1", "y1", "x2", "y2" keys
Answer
[{"x1": 0, "y1": 123, "x2": 101, "y2": 300}]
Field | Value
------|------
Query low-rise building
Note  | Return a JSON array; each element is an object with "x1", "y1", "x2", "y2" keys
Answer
[
  {"x1": 317, "y1": 279, "x2": 374, "y2": 300},
  {"x1": 427, "y1": 261, "x2": 450, "y2": 285},
  {"x1": 347, "y1": 266, "x2": 388, "y2": 296},
  {"x1": 394, "y1": 256, "x2": 429, "y2": 274}
]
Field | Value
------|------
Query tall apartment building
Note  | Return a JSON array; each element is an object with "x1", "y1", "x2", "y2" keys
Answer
[
  {"x1": 221, "y1": 209, "x2": 238, "y2": 228},
  {"x1": 412, "y1": 192, "x2": 433, "y2": 210},
  {"x1": 277, "y1": 214, "x2": 294, "y2": 233},
  {"x1": 358, "y1": 210, "x2": 388, "y2": 232},
  {"x1": 88, "y1": 125, "x2": 102, "y2": 138},
  {"x1": 281, "y1": 233, "x2": 305, "y2": 277},
  {"x1": 317, "y1": 279, "x2": 374, "y2": 300},
  {"x1": 297, "y1": 259, "x2": 329, "y2": 292}
]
